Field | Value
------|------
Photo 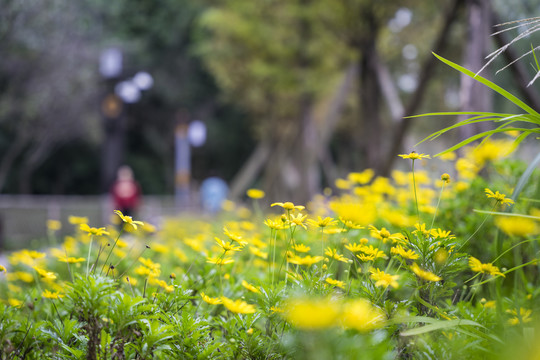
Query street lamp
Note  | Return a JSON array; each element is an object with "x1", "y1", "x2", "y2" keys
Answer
[
  {"x1": 174, "y1": 113, "x2": 207, "y2": 210},
  {"x1": 99, "y1": 47, "x2": 153, "y2": 192}
]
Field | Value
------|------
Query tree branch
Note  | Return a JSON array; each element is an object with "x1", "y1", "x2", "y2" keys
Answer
[{"x1": 381, "y1": 0, "x2": 464, "y2": 175}]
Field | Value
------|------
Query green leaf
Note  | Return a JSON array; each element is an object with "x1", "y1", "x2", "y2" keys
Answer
[
  {"x1": 387, "y1": 315, "x2": 441, "y2": 325},
  {"x1": 432, "y1": 53, "x2": 540, "y2": 117},
  {"x1": 473, "y1": 210, "x2": 540, "y2": 220},
  {"x1": 434, "y1": 128, "x2": 538, "y2": 156},
  {"x1": 400, "y1": 319, "x2": 483, "y2": 336},
  {"x1": 510, "y1": 151, "x2": 540, "y2": 202}
]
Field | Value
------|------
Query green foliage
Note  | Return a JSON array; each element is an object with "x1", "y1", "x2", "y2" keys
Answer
[
  {"x1": 416, "y1": 53, "x2": 540, "y2": 156},
  {"x1": 1, "y1": 142, "x2": 540, "y2": 358}
]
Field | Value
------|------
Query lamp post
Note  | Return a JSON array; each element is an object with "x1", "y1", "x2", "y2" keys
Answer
[
  {"x1": 174, "y1": 111, "x2": 207, "y2": 210},
  {"x1": 99, "y1": 47, "x2": 153, "y2": 192}
]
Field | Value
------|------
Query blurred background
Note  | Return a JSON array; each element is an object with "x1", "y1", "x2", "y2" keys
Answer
[{"x1": 0, "y1": 0, "x2": 539, "y2": 246}]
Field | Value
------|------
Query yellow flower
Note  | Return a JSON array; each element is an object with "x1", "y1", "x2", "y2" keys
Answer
[
  {"x1": 8, "y1": 298, "x2": 23, "y2": 307},
  {"x1": 439, "y1": 152, "x2": 456, "y2": 161},
  {"x1": 325, "y1": 278, "x2": 346, "y2": 289},
  {"x1": 264, "y1": 218, "x2": 286, "y2": 230},
  {"x1": 141, "y1": 222, "x2": 157, "y2": 233},
  {"x1": 484, "y1": 188, "x2": 514, "y2": 206},
  {"x1": 339, "y1": 217, "x2": 365, "y2": 230},
  {"x1": 215, "y1": 237, "x2": 243, "y2": 252},
  {"x1": 42, "y1": 289, "x2": 64, "y2": 299},
  {"x1": 6, "y1": 271, "x2": 33, "y2": 283},
  {"x1": 359, "y1": 245, "x2": 387, "y2": 260},
  {"x1": 469, "y1": 256, "x2": 505, "y2": 277},
  {"x1": 480, "y1": 298, "x2": 496, "y2": 309},
  {"x1": 345, "y1": 242, "x2": 364, "y2": 253},
  {"x1": 368, "y1": 225, "x2": 391, "y2": 240},
  {"x1": 324, "y1": 247, "x2": 348, "y2": 263},
  {"x1": 57, "y1": 256, "x2": 86, "y2": 264},
  {"x1": 369, "y1": 268, "x2": 400, "y2": 289},
  {"x1": 390, "y1": 245, "x2": 419, "y2": 260},
  {"x1": 441, "y1": 173, "x2": 451, "y2": 184},
  {"x1": 68, "y1": 216, "x2": 89, "y2": 225},
  {"x1": 507, "y1": 308, "x2": 532, "y2": 325},
  {"x1": 469, "y1": 139, "x2": 514, "y2": 166},
  {"x1": 410, "y1": 263, "x2": 441, "y2": 282},
  {"x1": 284, "y1": 298, "x2": 339, "y2": 330},
  {"x1": 80, "y1": 223, "x2": 110, "y2": 236},
  {"x1": 456, "y1": 158, "x2": 479, "y2": 179},
  {"x1": 124, "y1": 276, "x2": 138, "y2": 286},
  {"x1": 271, "y1": 202, "x2": 305, "y2": 211},
  {"x1": 249, "y1": 246, "x2": 268, "y2": 259},
  {"x1": 0, "y1": 265, "x2": 6, "y2": 273},
  {"x1": 200, "y1": 292, "x2": 222, "y2": 305},
  {"x1": 335, "y1": 178, "x2": 352, "y2": 190},
  {"x1": 206, "y1": 257, "x2": 235, "y2": 265},
  {"x1": 357, "y1": 253, "x2": 375, "y2": 262},
  {"x1": 287, "y1": 255, "x2": 324, "y2": 266},
  {"x1": 47, "y1": 220, "x2": 62, "y2": 231},
  {"x1": 7, "y1": 284, "x2": 21, "y2": 293},
  {"x1": 9, "y1": 249, "x2": 46, "y2": 266},
  {"x1": 221, "y1": 199, "x2": 236, "y2": 212},
  {"x1": 241, "y1": 280, "x2": 261, "y2": 293},
  {"x1": 411, "y1": 223, "x2": 430, "y2": 237},
  {"x1": 247, "y1": 188, "x2": 265, "y2": 199},
  {"x1": 340, "y1": 299, "x2": 385, "y2": 332},
  {"x1": 330, "y1": 201, "x2": 377, "y2": 227},
  {"x1": 33, "y1": 267, "x2": 57, "y2": 281},
  {"x1": 293, "y1": 243, "x2": 311, "y2": 253},
  {"x1": 289, "y1": 213, "x2": 308, "y2": 230},
  {"x1": 270, "y1": 306, "x2": 284, "y2": 314},
  {"x1": 348, "y1": 169, "x2": 375, "y2": 185},
  {"x1": 113, "y1": 210, "x2": 144, "y2": 229},
  {"x1": 398, "y1": 151, "x2": 430, "y2": 160},
  {"x1": 307, "y1": 216, "x2": 338, "y2": 228},
  {"x1": 495, "y1": 216, "x2": 538, "y2": 237},
  {"x1": 139, "y1": 258, "x2": 161, "y2": 272},
  {"x1": 432, "y1": 229, "x2": 455, "y2": 239},
  {"x1": 221, "y1": 297, "x2": 256, "y2": 314},
  {"x1": 323, "y1": 227, "x2": 346, "y2": 235},
  {"x1": 223, "y1": 227, "x2": 247, "y2": 245},
  {"x1": 155, "y1": 279, "x2": 174, "y2": 293}
]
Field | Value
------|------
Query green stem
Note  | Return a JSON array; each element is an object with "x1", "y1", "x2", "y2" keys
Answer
[
  {"x1": 492, "y1": 238, "x2": 537, "y2": 263},
  {"x1": 277, "y1": 227, "x2": 296, "y2": 283},
  {"x1": 86, "y1": 235, "x2": 94, "y2": 278},
  {"x1": 457, "y1": 203, "x2": 497, "y2": 253},
  {"x1": 116, "y1": 245, "x2": 149, "y2": 279},
  {"x1": 272, "y1": 229, "x2": 278, "y2": 287},
  {"x1": 430, "y1": 183, "x2": 446, "y2": 230},
  {"x1": 411, "y1": 160, "x2": 420, "y2": 221},
  {"x1": 100, "y1": 225, "x2": 125, "y2": 275},
  {"x1": 470, "y1": 260, "x2": 536, "y2": 287}
]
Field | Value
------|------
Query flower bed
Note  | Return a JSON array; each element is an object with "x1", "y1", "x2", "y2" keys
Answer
[{"x1": 0, "y1": 141, "x2": 539, "y2": 359}]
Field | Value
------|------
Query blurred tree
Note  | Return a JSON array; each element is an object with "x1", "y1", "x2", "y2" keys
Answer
[
  {"x1": 0, "y1": 0, "x2": 101, "y2": 193},
  {"x1": 197, "y1": 0, "x2": 465, "y2": 202},
  {"x1": 197, "y1": 0, "x2": 349, "y2": 202}
]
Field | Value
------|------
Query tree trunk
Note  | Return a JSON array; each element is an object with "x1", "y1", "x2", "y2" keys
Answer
[
  {"x1": 359, "y1": 43, "x2": 383, "y2": 172},
  {"x1": 458, "y1": 0, "x2": 493, "y2": 140},
  {"x1": 354, "y1": 9, "x2": 382, "y2": 173},
  {"x1": 382, "y1": 0, "x2": 463, "y2": 175}
]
